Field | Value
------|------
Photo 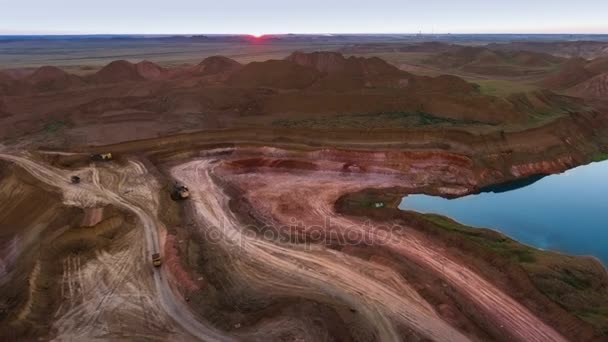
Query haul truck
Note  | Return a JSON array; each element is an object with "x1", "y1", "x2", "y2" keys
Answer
[{"x1": 152, "y1": 253, "x2": 162, "y2": 267}]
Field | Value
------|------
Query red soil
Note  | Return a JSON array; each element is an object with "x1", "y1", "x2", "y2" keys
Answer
[{"x1": 569, "y1": 72, "x2": 608, "y2": 98}]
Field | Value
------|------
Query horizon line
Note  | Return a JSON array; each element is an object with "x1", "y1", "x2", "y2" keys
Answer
[{"x1": 2, "y1": 32, "x2": 608, "y2": 36}]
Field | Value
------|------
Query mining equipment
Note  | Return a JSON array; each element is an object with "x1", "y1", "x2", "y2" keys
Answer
[
  {"x1": 91, "y1": 153, "x2": 113, "y2": 161},
  {"x1": 172, "y1": 184, "x2": 190, "y2": 200},
  {"x1": 152, "y1": 253, "x2": 162, "y2": 267}
]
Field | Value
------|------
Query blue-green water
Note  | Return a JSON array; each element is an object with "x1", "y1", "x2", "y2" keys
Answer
[{"x1": 400, "y1": 161, "x2": 608, "y2": 264}]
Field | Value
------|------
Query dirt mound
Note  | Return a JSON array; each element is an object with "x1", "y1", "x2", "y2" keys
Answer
[
  {"x1": 135, "y1": 60, "x2": 168, "y2": 80},
  {"x1": 194, "y1": 56, "x2": 241, "y2": 76},
  {"x1": 541, "y1": 58, "x2": 597, "y2": 90},
  {"x1": 568, "y1": 72, "x2": 608, "y2": 98},
  {"x1": 91, "y1": 60, "x2": 146, "y2": 83},
  {"x1": 227, "y1": 60, "x2": 320, "y2": 89},
  {"x1": 25, "y1": 66, "x2": 85, "y2": 92}
]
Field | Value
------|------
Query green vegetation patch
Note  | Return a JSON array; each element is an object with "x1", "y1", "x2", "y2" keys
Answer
[
  {"x1": 474, "y1": 79, "x2": 539, "y2": 97},
  {"x1": 423, "y1": 214, "x2": 536, "y2": 263},
  {"x1": 272, "y1": 111, "x2": 488, "y2": 129},
  {"x1": 43, "y1": 120, "x2": 72, "y2": 134},
  {"x1": 591, "y1": 151, "x2": 608, "y2": 162}
]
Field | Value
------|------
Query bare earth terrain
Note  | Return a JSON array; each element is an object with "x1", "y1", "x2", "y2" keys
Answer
[{"x1": 1, "y1": 35, "x2": 608, "y2": 341}]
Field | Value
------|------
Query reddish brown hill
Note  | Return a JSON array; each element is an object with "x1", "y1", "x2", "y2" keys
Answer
[
  {"x1": 285, "y1": 51, "x2": 411, "y2": 90},
  {"x1": 26, "y1": 66, "x2": 68, "y2": 83},
  {"x1": 135, "y1": 60, "x2": 168, "y2": 80},
  {"x1": 512, "y1": 51, "x2": 563, "y2": 67},
  {"x1": 227, "y1": 60, "x2": 320, "y2": 89},
  {"x1": 0, "y1": 68, "x2": 36, "y2": 80},
  {"x1": 426, "y1": 46, "x2": 564, "y2": 76},
  {"x1": 90, "y1": 60, "x2": 173, "y2": 83},
  {"x1": 408, "y1": 74, "x2": 478, "y2": 94},
  {"x1": 0, "y1": 72, "x2": 12, "y2": 95},
  {"x1": 286, "y1": 51, "x2": 403, "y2": 76},
  {"x1": 0, "y1": 98, "x2": 10, "y2": 118},
  {"x1": 91, "y1": 60, "x2": 146, "y2": 83},
  {"x1": 488, "y1": 41, "x2": 608, "y2": 59},
  {"x1": 194, "y1": 56, "x2": 241, "y2": 76},
  {"x1": 568, "y1": 73, "x2": 608, "y2": 99},
  {"x1": 541, "y1": 58, "x2": 597, "y2": 90},
  {"x1": 25, "y1": 66, "x2": 84, "y2": 92},
  {"x1": 426, "y1": 46, "x2": 497, "y2": 69},
  {"x1": 508, "y1": 90, "x2": 584, "y2": 115},
  {"x1": 586, "y1": 57, "x2": 608, "y2": 74}
]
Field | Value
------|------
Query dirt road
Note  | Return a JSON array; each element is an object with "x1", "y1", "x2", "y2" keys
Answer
[
  {"x1": 0, "y1": 147, "x2": 571, "y2": 341},
  {"x1": 170, "y1": 151, "x2": 567, "y2": 342},
  {"x1": 0, "y1": 151, "x2": 234, "y2": 341}
]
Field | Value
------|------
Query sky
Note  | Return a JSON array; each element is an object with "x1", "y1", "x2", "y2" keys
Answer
[{"x1": 1, "y1": 0, "x2": 607, "y2": 35}]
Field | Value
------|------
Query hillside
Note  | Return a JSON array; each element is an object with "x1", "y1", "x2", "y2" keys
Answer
[
  {"x1": 0, "y1": 51, "x2": 599, "y2": 143},
  {"x1": 424, "y1": 46, "x2": 564, "y2": 76},
  {"x1": 193, "y1": 56, "x2": 242, "y2": 76},
  {"x1": 540, "y1": 58, "x2": 597, "y2": 90},
  {"x1": 569, "y1": 73, "x2": 608, "y2": 98},
  {"x1": 227, "y1": 60, "x2": 320, "y2": 89}
]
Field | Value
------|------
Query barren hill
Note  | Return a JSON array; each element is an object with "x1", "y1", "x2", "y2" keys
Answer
[
  {"x1": 286, "y1": 51, "x2": 403, "y2": 76},
  {"x1": 227, "y1": 60, "x2": 320, "y2": 89},
  {"x1": 91, "y1": 60, "x2": 149, "y2": 83},
  {"x1": 541, "y1": 58, "x2": 597, "y2": 90},
  {"x1": 489, "y1": 41, "x2": 608, "y2": 59},
  {"x1": 194, "y1": 56, "x2": 242, "y2": 76},
  {"x1": 586, "y1": 57, "x2": 608, "y2": 74},
  {"x1": 424, "y1": 46, "x2": 563, "y2": 76},
  {"x1": 569, "y1": 72, "x2": 608, "y2": 98},
  {"x1": 0, "y1": 51, "x2": 598, "y2": 142},
  {"x1": 26, "y1": 66, "x2": 85, "y2": 92}
]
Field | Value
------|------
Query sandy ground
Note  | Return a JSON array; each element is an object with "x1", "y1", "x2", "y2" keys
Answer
[
  {"x1": 0, "y1": 144, "x2": 600, "y2": 341},
  {"x1": 168, "y1": 148, "x2": 568, "y2": 342},
  {"x1": 0, "y1": 151, "x2": 230, "y2": 341}
]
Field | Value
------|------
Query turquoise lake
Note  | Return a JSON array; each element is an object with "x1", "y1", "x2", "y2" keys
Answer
[{"x1": 400, "y1": 161, "x2": 608, "y2": 265}]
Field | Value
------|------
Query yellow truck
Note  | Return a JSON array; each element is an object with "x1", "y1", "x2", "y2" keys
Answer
[
  {"x1": 91, "y1": 153, "x2": 113, "y2": 161},
  {"x1": 152, "y1": 253, "x2": 162, "y2": 267},
  {"x1": 171, "y1": 184, "x2": 190, "y2": 201}
]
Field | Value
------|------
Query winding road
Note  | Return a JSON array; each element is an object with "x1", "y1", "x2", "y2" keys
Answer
[
  {"x1": 0, "y1": 151, "x2": 235, "y2": 342},
  {"x1": 0, "y1": 148, "x2": 570, "y2": 342}
]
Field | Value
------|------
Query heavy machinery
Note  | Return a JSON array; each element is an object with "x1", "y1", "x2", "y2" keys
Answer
[
  {"x1": 171, "y1": 184, "x2": 190, "y2": 201},
  {"x1": 152, "y1": 253, "x2": 162, "y2": 267},
  {"x1": 91, "y1": 153, "x2": 113, "y2": 161}
]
